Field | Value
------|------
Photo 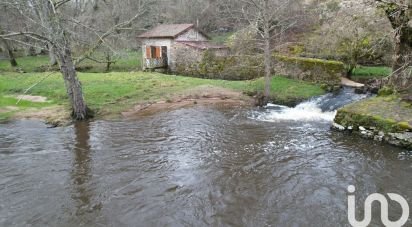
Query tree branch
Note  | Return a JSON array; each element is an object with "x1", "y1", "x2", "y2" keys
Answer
[
  {"x1": 0, "y1": 32, "x2": 54, "y2": 45},
  {"x1": 85, "y1": 56, "x2": 117, "y2": 64},
  {"x1": 54, "y1": 0, "x2": 72, "y2": 9},
  {"x1": 74, "y1": 11, "x2": 147, "y2": 65}
]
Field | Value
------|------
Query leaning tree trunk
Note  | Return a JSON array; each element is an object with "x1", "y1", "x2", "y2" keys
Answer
[
  {"x1": 40, "y1": 0, "x2": 89, "y2": 120},
  {"x1": 57, "y1": 46, "x2": 89, "y2": 120}
]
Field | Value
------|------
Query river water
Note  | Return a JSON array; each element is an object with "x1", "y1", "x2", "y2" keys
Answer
[{"x1": 1, "y1": 88, "x2": 411, "y2": 227}]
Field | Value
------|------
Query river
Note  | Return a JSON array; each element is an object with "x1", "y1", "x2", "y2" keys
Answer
[{"x1": 1, "y1": 88, "x2": 411, "y2": 226}]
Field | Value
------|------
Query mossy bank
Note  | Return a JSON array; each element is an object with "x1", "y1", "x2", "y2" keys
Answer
[{"x1": 333, "y1": 94, "x2": 412, "y2": 149}]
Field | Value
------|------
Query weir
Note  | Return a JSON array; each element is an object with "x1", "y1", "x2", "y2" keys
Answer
[{"x1": 251, "y1": 87, "x2": 370, "y2": 122}]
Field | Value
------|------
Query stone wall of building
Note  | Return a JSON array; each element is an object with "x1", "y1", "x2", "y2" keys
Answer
[
  {"x1": 171, "y1": 46, "x2": 263, "y2": 80},
  {"x1": 142, "y1": 29, "x2": 210, "y2": 70},
  {"x1": 141, "y1": 38, "x2": 173, "y2": 69},
  {"x1": 169, "y1": 42, "x2": 204, "y2": 72}
]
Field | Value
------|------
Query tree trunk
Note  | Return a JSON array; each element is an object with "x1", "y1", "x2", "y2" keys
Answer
[
  {"x1": 381, "y1": 2, "x2": 412, "y2": 90},
  {"x1": 0, "y1": 27, "x2": 18, "y2": 67},
  {"x1": 41, "y1": 0, "x2": 89, "y2": 120},
  {"x1": 390, "y1": 66, "x2": 412, "y2": 90},
  {"x1": 263, "y1": 0, "x2": 271, "y2": 104},
  {"x1": 389, "y1": 26, "x2": 411, "y2": 89},
  {"x1": 57, "y1": 46, "x2": 89, "y2": 120},
  {"x1": 389, "y1": 22, "x2": 411, "y2": 71},
  {"x1": 7, "y1": 47, "x2": 18, "y2": 67},
  {"x1": 105, "y1": 51, "x2": 112, "y2": 72},
  {"x1": 49, "y1": 45, "x2": 58, "y2": 66},
  {"x1": 26, "y1": 38, "x2": 36, "y2": 56},
  {"x1": 264, "y1": 37, "x2": 271, "y2": 103},
  {"x1": 2, "y1": 39, "x2": 18, "y2": 67}
]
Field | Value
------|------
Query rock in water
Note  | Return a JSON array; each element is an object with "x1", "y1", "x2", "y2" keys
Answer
[{"x1": 332, "y1": 123, "x2": 346, "y2": 131}]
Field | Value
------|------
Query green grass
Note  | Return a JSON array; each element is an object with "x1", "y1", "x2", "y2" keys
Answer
[
  {"x1": 0, "y1": 96, "x2": 52, "y2": 108},
  {"x1": 0, "y1": 55, "x2": 49, "y2": 72},
  {"x1": 0, "y1": 72, "x2": 325, "y2": 119},
  {"x1": 0, "y1": 51, "x2": 142, "y2": 73},
  {"x1": 238, "y1": 76, "x2": 325, "y2": 103},
  {"x1": 335, "y1": 95, "x2": 412, "y2": 133},
  {"x1": 210, "y1": 32, "x2": 233, "y2": 44},
  {"x1": 78, "y1": 51, "x2": 142, "y2": 72},
  {"x1": 0, "y1": 96, "x2": 53, "y2": 120},
  {"x1": 0, "y1": 111, "x2": 14, "y2": 121},
  {"x1": 352, "y1": 66, "x2": 391, "y2": 80}
]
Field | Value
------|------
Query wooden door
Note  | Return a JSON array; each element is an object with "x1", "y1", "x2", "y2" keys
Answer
[{"x1": 161, "y1": 46, "x2": 167, "y2": 58}]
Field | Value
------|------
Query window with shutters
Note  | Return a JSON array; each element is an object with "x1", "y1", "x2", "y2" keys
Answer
[
  {"x1": 146, "y1": 46, "x2": 151, "y2": 58},
  {"x1": 145, "y1": 46, "x2": 167, "y2": 60},
  {"x1": 155, "y1": 47, "x2": 161, "y2": 58},
  {"x1": 151, "y1": 46, "x2": 156, "y2": 58}
]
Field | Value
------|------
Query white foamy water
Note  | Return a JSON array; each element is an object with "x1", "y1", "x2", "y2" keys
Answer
[
  {"x1": 250, "y1": 87, "x2": 370, "y2": 122},
  {"x1": 253, "y1": 102, "x2": 337, "y2": 122}
]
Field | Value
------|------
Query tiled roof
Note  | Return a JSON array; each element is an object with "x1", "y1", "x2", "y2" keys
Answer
[{"x1": 138, "y1": 24, "x2": 195, "y2": 38}]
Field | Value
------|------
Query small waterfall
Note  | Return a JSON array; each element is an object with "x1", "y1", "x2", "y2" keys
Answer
[{"x1": 251, "y1": 87, "x2": 370, "y2": 122}]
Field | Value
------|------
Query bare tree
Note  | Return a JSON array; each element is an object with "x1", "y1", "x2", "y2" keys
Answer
[
  {"x1": 374, "y1": 0, "x2": 411, "y2": 89},
  {"x1": 222, "y1": 0, "x2": 300, "y2": 103},
  {"x1": 0, "y1": 0, "x2": 152, "y2": 120},
  {"x1": 305, "y1": 1, "x2": 394, "y2": 78}
]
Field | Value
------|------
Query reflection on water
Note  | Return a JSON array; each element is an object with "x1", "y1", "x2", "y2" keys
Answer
[
  {"x1": 71, "y1": 122, "x2": 95, "y2": 216},
  {"x1": 0, "y1": 106, "x2": 411, "y2": 227}
]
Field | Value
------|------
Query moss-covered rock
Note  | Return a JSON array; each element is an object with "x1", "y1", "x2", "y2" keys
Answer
[
  {"x1": 397, "y1": 121, "x2": 412, "y2": 131},
  {"x1": 378, "y1": 86, "x2": 395, "y2": 97},
  {"x1": 335, "y1": 110, "x2": 400, "y2": 133},
  {"x1": 334, "y1": 95, "x2": 412, "y2": 149}
]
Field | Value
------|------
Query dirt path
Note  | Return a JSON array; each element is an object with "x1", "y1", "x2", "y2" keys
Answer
[
  {"x1": 12, "y1": 106, "x2": 71, "y2": 125},
  {"x1": 121, "y1": 85, "x2": 252, "y2": 117},
  {"x1": 15, "y1": 95, "x2": 48, "y2": 103}
]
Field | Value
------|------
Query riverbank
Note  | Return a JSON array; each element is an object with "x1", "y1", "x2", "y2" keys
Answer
[
  {"x1": 0, "y1": 72, "x2": 325, "y2": 124},
  {"x1": 334, "y1": 94, "x2": 412, "y2": 149}
]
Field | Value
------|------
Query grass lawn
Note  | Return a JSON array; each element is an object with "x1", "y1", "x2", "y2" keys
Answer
[
  {"x1": 0, "y1": 71, "x2": 325, "y2": 120},
  {"x1": 352, "y1": 66, "x2": 391, "y2": 80},
  {"x1": 0, "y1": 55, "x2": 49, "y2": 72},
  {"x1": 0, "y1": 51, "x2": 142, "y2": 73},
  {"x1": 78, "y1": 51, "x2": 141, "y2": 72},
  {"x1": 0, "y1": 96, "x2": 53, "y2": 120}
]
